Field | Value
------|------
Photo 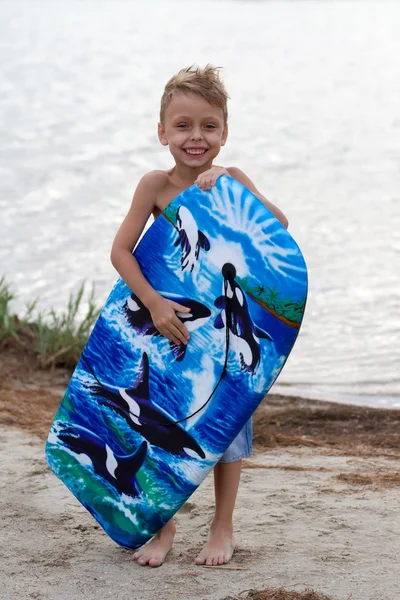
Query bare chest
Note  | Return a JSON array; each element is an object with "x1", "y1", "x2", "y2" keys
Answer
[{"x1": 152, "y1": 181, "x2": 187, "y2": 219}]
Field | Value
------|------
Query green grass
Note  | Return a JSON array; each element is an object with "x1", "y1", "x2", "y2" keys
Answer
[
  {"x1": 0, "y1": 277, "x2": 101, "y2": 369},
  {"x1": 0, "y1": 276, "x2": 21, "y2": 344}
]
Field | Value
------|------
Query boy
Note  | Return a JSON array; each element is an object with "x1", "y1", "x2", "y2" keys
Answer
[{"x1": 110, "y1": 65, "x2": 288, "y2": 567}]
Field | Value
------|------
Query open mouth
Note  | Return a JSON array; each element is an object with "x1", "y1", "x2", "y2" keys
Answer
[{"x1": 183, "y1": 148, "x2": 208, "y2": 156}]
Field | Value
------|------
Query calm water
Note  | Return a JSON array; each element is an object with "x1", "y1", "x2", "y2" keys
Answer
[{"x1": 1, "y1": 1, "x2": 399, "y2": 407}]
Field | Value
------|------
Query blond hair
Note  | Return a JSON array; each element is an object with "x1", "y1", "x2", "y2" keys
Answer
[{"x1": 160, "y1": 65, "x2": 229, "y2": 124}]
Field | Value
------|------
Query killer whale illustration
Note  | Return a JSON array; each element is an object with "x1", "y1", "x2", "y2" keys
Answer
[
  {"x1": 53, "y1": 423, "x2": 147, "y2": 497},
  {"x1": 125, "y1": 291, "x2": 211, "y2": 361},
  {"x1": 214, "y1": 263, "x2": 273, "y2": 374},
  {"x1": 174, "y1": 206, "x2": 210, "y2": 272},
  {"x1": 87, "y1": 352, "x2": 206, "y2": 459}
]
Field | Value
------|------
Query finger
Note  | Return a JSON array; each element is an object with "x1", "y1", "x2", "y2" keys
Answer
[
  {"x1": 157, "y1": 325, "x2": 182, "y2": 345},
  {"x1": 171, "y1": 316, "x2": 190, "y2": 340},
  {"x1": 168, "y1": 322, "x2": 189, "y2": 345},
  {"x1": 172, "y1": 317, "x2": 190, "y2": 341},
  {"x1": 171, "y1": 315, "x2": 190, "y2": 340},
  {"x1": 199, "y1": 175, "x2": 208, "y2": 189},
  {"x1": 170, "y1": 301, "x2": 191, "y2": 312},
  {"x1": 206, "y1": 176, "x2": 215, "y2": 189}
]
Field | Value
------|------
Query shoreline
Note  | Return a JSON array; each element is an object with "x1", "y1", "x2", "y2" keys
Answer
[
  {"x1": 1, "y1": 276, "x2": 397, "y2": 413},
  {"x1": 1, "y1": 344, "x2": 400, "y2": 454},
  {"x1": 273, "y1": 384, "x2": 400, "y2": 411}
]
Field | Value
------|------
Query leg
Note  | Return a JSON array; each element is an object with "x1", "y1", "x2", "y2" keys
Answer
[
  {"x1": 195, "y1": 418, "x2": 252, "y2": 566},
  {"x1": 133, "y1": 518, "x2": 176, "y2": 567},
  {"x1": 195, "y1": 459, "x2": 242, "y2": 565}
]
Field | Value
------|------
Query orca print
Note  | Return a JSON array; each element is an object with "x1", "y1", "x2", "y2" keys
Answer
[
  {"x1": 54, "y1": 423, "x2": 147, "y2": 497},
  {"x1": 124, "y1": 292, "x2": 211, "y2": 361},
  {"x1": 174, "y1": 206, "x2": 210, "y2": 272},
  {"x1": 214, "y1": 264, "x2": 273, "y2": 374},
  {"x1": 89, "y1": 353, "x2": 206, "y2": 459}
]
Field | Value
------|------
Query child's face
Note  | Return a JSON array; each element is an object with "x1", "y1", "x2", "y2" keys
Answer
[{"x1": 158, "y1": 92, "x2": 227, "y2": 171}]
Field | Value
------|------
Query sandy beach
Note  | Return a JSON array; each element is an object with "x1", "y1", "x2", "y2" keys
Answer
[{"x1": 1, "y1": 347, "x2": 400, "y2": 600}]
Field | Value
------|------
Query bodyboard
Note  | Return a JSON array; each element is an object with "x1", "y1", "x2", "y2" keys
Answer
[{"x1": 46, "y1": 176, "x2": 308, "y2": 549}]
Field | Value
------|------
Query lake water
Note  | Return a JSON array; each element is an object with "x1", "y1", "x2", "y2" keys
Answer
[{"x1": 1, "y1": 0, "x2": 399, "y2": 408}]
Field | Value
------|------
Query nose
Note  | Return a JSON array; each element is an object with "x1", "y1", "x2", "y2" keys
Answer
[{"x1": 190, "y1": 127, "x2": 203, "y2": 141}]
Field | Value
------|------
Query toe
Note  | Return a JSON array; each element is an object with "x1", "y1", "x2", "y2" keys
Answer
[
  {"x1": 149, "y1": 558, "x2": 161, "y2": 568},
  {"x1": 224, "y1": 549, "x2": 234, "y2": 564}
]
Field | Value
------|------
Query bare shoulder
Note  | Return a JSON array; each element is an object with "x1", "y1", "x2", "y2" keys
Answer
[
  {"x1": 131, "y1": 170, "x2": 170, "y2": 212},
  {"x1": 137, "y1": 170, "x2": 170, "y2": 193},
  {"x1": 226, "y1": 166, "x2": 246, "y2": 179}
]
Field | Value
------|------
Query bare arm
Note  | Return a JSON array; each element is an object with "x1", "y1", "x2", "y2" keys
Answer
[
  {"x1": 110, "y1": 171, "x2": 162, "y2": 307},
  {"x1": 227, "y1": 167, "x2": 289, "y2": 229},
  {"x1": 110, "y1": 171, "x2": 190, "y2": 345}
]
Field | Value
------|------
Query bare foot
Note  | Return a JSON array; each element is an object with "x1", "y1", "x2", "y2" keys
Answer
[
  {"x1": 195, "y1": 523, "x2": 235, "y2": 566},
  {"x1": 133, "y1": 520, "x2": 176, "y2": 567}
]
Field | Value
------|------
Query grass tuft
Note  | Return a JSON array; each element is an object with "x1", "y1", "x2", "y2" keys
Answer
[
  {"x1": 0, "y1": 278, "x2": 101, "y2": 369},
  {"x1": 0, "y1": 277, "x2": 23, "y2": 344}
]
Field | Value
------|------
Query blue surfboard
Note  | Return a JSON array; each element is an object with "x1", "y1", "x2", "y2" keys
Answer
[{"x1": 46, "y1": 176, "x2": 308, "y2": 549}]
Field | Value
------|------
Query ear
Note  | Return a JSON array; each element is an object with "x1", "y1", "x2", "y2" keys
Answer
[
  {"x1": 158, "y1": 122, "x2": 168, "y2": 146},
  {"x1": 221, "y1": 123, "x2": 228, "y2": 146}
]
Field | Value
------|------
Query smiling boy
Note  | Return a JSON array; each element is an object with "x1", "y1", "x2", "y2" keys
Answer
[{"x1": 110, "y1": 65, "x2": 288, "y2": 567}]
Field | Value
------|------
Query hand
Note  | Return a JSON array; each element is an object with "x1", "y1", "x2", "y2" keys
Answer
[
  {"x1": 195, "y1": 167, "x2": 230, "y2": 191},
  {"x1": 147, "y1": 295, "x2": 191, "y2": 346}
]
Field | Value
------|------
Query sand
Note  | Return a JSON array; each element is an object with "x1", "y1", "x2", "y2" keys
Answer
[{"x1": 1, "y1": 348, "x2": 400, "y2": 600}]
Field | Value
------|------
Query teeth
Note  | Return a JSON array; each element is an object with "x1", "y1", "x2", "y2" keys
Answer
[{"x1": 185, "y1": 149, "x2": 206, "y2": 155}]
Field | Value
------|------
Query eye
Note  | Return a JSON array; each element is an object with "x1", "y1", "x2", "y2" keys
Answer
[
  {"x1": 204, "y1": 124, "x2": 216, "y2": 129},
  {"x1": 177, "y1": 123, "x2": 189, "y2": 129}
]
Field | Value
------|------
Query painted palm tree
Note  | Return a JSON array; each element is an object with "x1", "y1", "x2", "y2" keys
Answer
[
  {"x1": 265, "y1": 286, "x2": 281, "y2": 307},
  {"x1": 254, "y1": 284, "x2": 266, "y2": 297}
]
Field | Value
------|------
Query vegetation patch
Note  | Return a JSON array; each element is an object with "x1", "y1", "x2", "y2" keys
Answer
[{"x1": 0, "y1": 277, "x2": 100, "y2": 370}]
